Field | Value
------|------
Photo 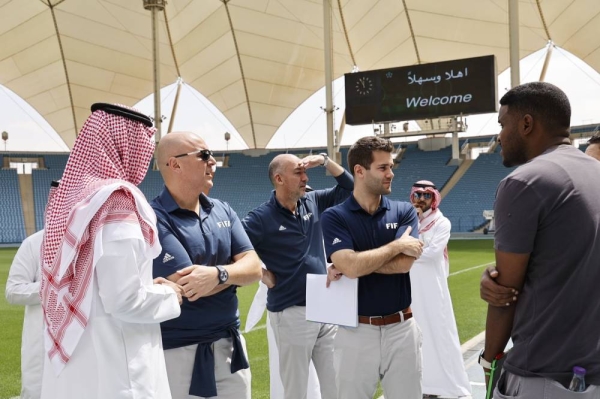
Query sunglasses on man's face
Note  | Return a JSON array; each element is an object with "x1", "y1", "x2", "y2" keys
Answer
[
  {"x1": 168, "y1": 149, "x2": 214, "y2": 165},
  {"x1": 413, "y1": 191, "x2": 432, "y2": 200}
]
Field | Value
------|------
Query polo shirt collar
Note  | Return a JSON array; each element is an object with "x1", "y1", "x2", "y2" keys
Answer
[
  {"x1": 346, "y1": 194, "x2": 391, "y2": 213},
  {"x1": 158, "y1": 186, "x2": 214, "y2": 213},
  {"x1": 269, "y1": 190, "x2": 307, "y2": 211}
]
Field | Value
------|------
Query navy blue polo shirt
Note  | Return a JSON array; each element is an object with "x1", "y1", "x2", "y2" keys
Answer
[
  {"x1": 151, "y1": 187, "x2": 254, "y2": 342},
  {"x1": 321, "y1": 195, "x2": 418, "y2": 316},
  {"x1": 242, "y1": 170, "x2": 353, "y2": 312}
]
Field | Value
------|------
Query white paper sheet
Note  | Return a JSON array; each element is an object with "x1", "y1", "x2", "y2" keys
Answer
[{"x1": 305, "y1": 274, "x2": 358, "y2": 327}]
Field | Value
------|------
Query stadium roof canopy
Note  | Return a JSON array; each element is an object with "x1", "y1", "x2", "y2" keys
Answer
[{"x1": 1, "y1": 0, "x2": 598, "y2": 149}]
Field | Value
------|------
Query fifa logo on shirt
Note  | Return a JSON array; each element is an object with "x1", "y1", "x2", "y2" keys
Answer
[
  {"x1": 217, "y1": 220, "x2": 231, "y2": 228},
  {"x1": 386, "y1": 223, "x2": 398, "y2": 229},
  {"x1": 303, "y1": 212, "x2": 313, "y2": 221}
]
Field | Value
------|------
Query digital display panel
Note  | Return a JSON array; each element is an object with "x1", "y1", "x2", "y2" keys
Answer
[{"x1": 345, "y1": 55, "x2": 497, "y2": 125}]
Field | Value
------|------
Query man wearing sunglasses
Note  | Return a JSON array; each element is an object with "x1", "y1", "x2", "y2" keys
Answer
[
  {"x1": 241, "y1": 151, "x2": 353, "y2": 399},
  {"x1": 409, "y1": 181, "x2": 471, "y2": 398},
  {"x1": 151, "y1": 131, "x2": 262, "y2": 399}
]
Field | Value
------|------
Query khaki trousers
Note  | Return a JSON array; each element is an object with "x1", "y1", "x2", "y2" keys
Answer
[
  {"x1": 334, "y1": 317, "x2": 422, "y2": 399},
  {"x1": 163, "y1": 336, "x2": 251, "y2": 399},
  {"x1": 269, "y1": 306, "x2": 338, "y2": 399}
]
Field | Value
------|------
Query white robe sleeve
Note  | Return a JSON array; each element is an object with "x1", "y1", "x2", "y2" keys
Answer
[
  {"x1": 418, "y1": 217, "x2": 451, "y2": 266},
  {"x1": 5, "y1": 230, "x2": 44, "y2": 306},
  {"x1": 95, "y1": 224, "x2": 181, "y2": 324}
]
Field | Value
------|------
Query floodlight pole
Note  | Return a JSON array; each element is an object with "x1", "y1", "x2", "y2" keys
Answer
[
  {"x1": 508, "y1": 0, "x2": 520, "y2": 88},
  {"x1": 143, "y1": 0, "x2": 166, "y2": 143},
  {"x1": 323, "y1": 0, "x2": 335, "y2": 162}
]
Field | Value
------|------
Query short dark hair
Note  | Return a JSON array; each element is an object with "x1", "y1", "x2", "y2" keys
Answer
[
  {"x1": 347, "y1": 136, "x2": 394, "y2": 176},
  {"x1": 499, "y1": 82, "x2": 571, "y2": 134},
  {"x1": 587, "y1": 132, "x2": 600, "y2": 145}
]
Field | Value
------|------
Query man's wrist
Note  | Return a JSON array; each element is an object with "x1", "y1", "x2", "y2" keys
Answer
[
  {"x1": 479, "y1": 349, "x2": 503, "y2": 369},
  {"x1": 216, "y1": 265, "x2": 229, "y2": 285},
  {"x1": 319, "y1": 153, "x2": 329, "y2": 167}
]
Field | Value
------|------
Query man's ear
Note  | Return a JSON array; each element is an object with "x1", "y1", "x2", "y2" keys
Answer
[
  {"x1": 521, "y1": 114, "x2": 534, "y2": 136},
  {"x1": 166, "y1": 157, "x2": 182, "y2": 173},
  {"x1": 274, "y1": 173, "x2": 284, "y2": 185},
  {"x1": 353, "y1": 164, "x2": 363, "y2": 178}
]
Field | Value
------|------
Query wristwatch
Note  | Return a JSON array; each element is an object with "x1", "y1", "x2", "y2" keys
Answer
[
  {"x1": 216, "y1": 265, "x2": 229, "y2": 285},
  {"x1": 319, "y1": 153, "x2": 329, "y2": 167},
  {"x1": 478, "y1": 349, "x2": 493, "y2": 369}
]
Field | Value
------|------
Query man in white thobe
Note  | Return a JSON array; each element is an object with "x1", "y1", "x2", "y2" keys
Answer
[
  {"x1": 6, "y1": 229, "x2": 45, "y2": 399},
  {"x1": 40, "y1": 103, "x2": 183, "y2": 399},
  {"x1": 409, "y1": 180, "x2": 471, "y2": 398}
]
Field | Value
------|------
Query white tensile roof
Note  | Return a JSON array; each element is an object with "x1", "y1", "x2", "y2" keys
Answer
[{"x1": 1, "y1": 0, "x2": 598, "y2": 149}]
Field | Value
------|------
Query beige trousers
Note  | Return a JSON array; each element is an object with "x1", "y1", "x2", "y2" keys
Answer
[
  {"x1": 163, "y1": 336, "x2": 251, "y2": 399},
  {"x1": 269, "y1": 306, "x2": 338, "y2": 399},
  {"x1": 334, "y1": 317, "x2": 422, "y2": 399}
]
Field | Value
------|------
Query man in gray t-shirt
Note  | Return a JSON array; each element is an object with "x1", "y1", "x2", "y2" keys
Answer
[{"x1": 479, "y1": 82, "x2": 600, "y2": 398}]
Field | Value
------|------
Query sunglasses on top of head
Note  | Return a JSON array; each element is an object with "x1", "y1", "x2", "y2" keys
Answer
[
  {"x1": 168, "y1": 149, "x2": 214, "y2": 165},
  {"x1": 413, "y1": 192, "x2": 432, "y2": 200}
]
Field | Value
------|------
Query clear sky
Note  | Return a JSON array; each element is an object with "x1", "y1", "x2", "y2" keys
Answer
[{"x1": 1, "y1": 45, "x2": 599, "y2": 153}]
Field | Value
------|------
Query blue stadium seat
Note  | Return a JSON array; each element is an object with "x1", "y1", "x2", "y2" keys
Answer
[
  {"x1": 0, "y1": 170, "x2": 26, "y2": 243},
  {"x1": 3, "y1": 143, "x2": 592, "y2": 243},
  {"x1": 389, "y1": 145, "x2": 458, "y2": 203},
  {"x1": 442, "y1": 152, "x2": 516, "y2": 232}
]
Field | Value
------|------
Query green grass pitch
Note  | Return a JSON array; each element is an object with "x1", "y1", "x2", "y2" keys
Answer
[{"x1": 0, "y1": 239, "x2": 494, "y2": 399}]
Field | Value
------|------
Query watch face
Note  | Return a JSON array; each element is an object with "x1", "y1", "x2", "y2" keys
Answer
[
  {"x1": 356, "y1": 76, "x2": 374, "y2": 95},
  {"x1": 219, "y1": 269, "x2": 228, "y2": 283}
]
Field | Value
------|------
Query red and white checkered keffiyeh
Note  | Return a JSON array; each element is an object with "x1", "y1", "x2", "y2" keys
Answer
[
  {"x1": 410, "y1": 180, "x2": 449, "y2": 269},
  {"x1": 40, "y1": 104, "x2": 159, "y2": 375}
]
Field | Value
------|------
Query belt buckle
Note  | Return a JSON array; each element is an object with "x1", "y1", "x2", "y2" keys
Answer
[{"x1": 369, "y1": 315, "x2": 383, "y2": 325}]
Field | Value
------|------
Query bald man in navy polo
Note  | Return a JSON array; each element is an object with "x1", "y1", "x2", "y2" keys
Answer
[{"x1": 242, "y1": 152, "x2": 353, "y2": 399}]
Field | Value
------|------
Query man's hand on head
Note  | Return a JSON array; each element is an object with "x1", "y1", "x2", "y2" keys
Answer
[
  {"x1": 176, "y1": 265, "x2": 219, "y2": 302},
  {"x1": 480, "y1": 266, "x2": 519, "y2": 307},
  {"x1": 300, "y1": 154, "x2": 326, "y2": 170}
]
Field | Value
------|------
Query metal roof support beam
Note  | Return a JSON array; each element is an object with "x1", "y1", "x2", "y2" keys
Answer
[
  {"x1": 323, "y1": 0, "x2": 335, "y2": 162},
  {"x1": 539, "y1": 41, "x2": 554, "y2": 82},
  {"x1": 168, "y1": 78, "x2": 184, "y2": 133},
  {"x1": 143, "y1": 0, "x2": 166, "y2": 143},
  {"x1": 508, "y1": 0, "x2": 520, "y2": 88}
]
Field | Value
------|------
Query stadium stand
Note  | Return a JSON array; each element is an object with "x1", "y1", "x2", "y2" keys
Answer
[
  {"x1": 32, "y1": 169, "x2": 64, "y2": 231},
  {"x1": 0, "y1": 169, "x2": 27, "y2": 243},
  {"x1": 442, "y1": 152, "x2": 517, "y2": 232},
  {"x1": 138, "y1": 169, "x2": 166, "y2": 204},
  {"x1": 43, "y1": 154, "x2": 69, "y2": 170},
  {"x1": 3, "y1": 140, "x2": 593, "y2": 242},
  {"x1": 390, "y1": 144, "x2": 458, "y2": 202}
]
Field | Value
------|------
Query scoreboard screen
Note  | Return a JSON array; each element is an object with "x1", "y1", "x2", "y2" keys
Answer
[{"x1": 345, "y1": 55, "x2": 497, "y2": 125}]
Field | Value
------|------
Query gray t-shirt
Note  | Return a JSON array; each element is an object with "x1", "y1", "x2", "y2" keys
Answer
[{"x1": 495, "y1": 144, "x2": 600, "y2": 386}]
